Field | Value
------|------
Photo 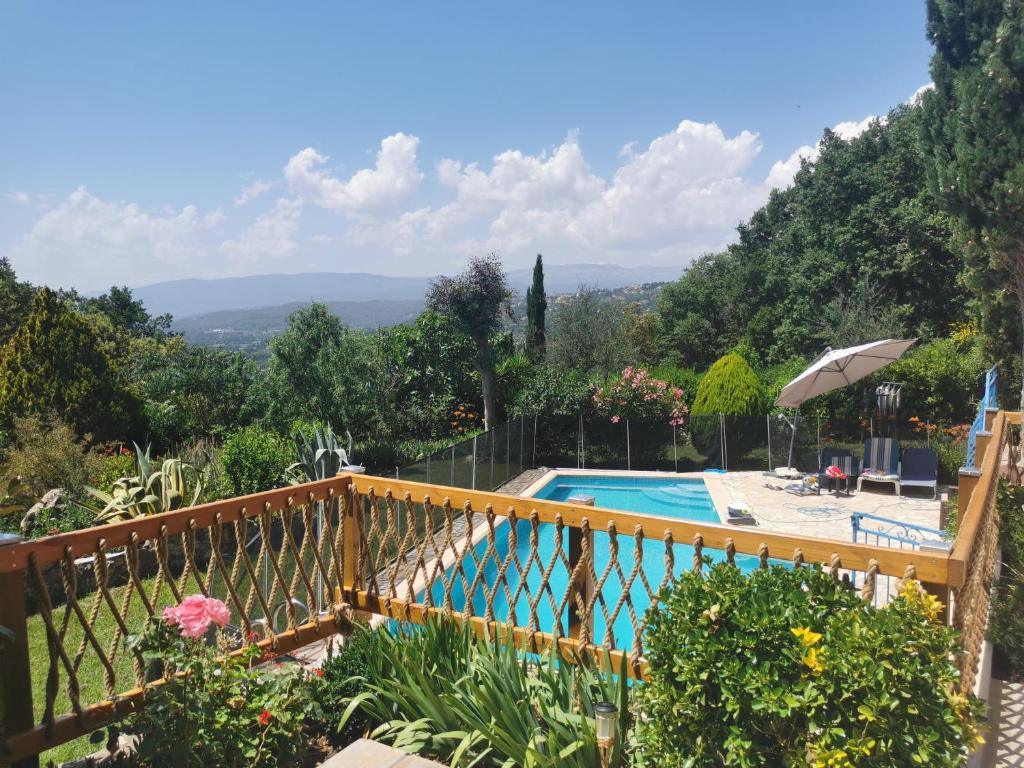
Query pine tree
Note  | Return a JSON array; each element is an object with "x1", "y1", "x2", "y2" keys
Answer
[
  {"x1": 0, "y1": 288, "x2": 141, "y2": 440},
  {"x1": 525, "y1": 254, "x2": 546, "y2": 362},
  {"x1": 921, "y1": 0, "x2": 1024, "y2": 405}
]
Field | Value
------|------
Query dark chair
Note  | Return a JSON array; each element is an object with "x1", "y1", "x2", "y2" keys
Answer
[
  {"x1": 857, "y1": 438, "x2": 901, "y2": 495},
  {"x1": 900, "y1": 448, "x2": 939, "y2": 500},
  {"x1": 816, "y1": 448, "x2": 859, "y2": 495}
]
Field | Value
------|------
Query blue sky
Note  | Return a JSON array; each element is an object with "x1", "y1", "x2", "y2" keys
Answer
[{"x1": 0, "y1": 2, "x2": 935, "y2": 291}]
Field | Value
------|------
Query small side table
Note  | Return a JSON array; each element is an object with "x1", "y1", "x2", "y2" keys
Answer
[{"x1": 822, "y1": 474, "x2": 851, "y2": 496}]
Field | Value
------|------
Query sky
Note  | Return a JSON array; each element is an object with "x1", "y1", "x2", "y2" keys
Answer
[{"x1": 0, "y1": 2, "x2": 936, "y2": 292}]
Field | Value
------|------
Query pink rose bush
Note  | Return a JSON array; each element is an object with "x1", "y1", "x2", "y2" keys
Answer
[
  {"x1": 593, "y1": 367, "x2": 688, "y2": 427},
  {"x1": 163, "y1": 595, "x2": 232, "y2": 638}
]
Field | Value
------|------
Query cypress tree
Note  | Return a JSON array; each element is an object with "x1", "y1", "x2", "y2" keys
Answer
[
  {"x1": 921, "y1": 0, "x2": 1024, "y2": 404},
  {"x1": 525, "y1": 254, "x2": 547, "y2": 361},
  {"x1": 0, "y1": 288, "x2": 141, "y2": 440}
]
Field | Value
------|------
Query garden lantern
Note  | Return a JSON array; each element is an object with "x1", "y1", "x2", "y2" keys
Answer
[{"x1": 595, "y1": 701, "x2": 617, "y2": 765}]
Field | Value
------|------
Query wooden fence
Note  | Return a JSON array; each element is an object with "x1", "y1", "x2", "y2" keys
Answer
[{"x1": 0, "y1": 413, "x2": 1017, "y2": 765}]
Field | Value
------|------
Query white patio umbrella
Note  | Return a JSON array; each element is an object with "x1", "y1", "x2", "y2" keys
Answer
[{"x1": 774, "y1": 338, "x2": 917, "y2": 469}]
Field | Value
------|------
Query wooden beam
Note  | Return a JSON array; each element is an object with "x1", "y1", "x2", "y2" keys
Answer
[{"x1": 0, "y1": 477, "x2": 353, "y2": 574}]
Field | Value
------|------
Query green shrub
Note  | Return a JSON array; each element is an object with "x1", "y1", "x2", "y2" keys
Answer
[
  {"x1": 512, "y1": 364, "x2": 593, "y2": 417},
  {"x1": 219, "y1": 426, "x2": 292, "y2": 497},
  {"x1": 2, "y1": 413, "x2": 102, "y2": 499},
  {"x1": 648, "y1": 364, "x2": 703, "y2": 408},
  {"x1": 338, "y1": 618, "x2": 632, "y2": 767},
  {"x1": 691, "y1": 353, "x2": 765, "y2": 416},
  {"x1": 308, "y1": 626, "x2": 389, "y2": 746},
  {"x1": 991, "y1": 481, "x2": 1024, "y2": 677},
  {"x1": 89, "y1": 448, "x2": 138, "y2": 492},
  {"x1": 690, "y1": 354, "x2": 765, "y2": 459},
  {"x1": 123, "y1": 596, "x2": 316, "y2": 767},
  {"x1": 637, "y1": 563, "x2": 983, "y2": 767}
]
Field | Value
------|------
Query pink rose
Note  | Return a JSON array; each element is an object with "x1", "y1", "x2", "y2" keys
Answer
[
  {"x1": 611, "y1": 415, "x2": 621, "y2": 424},
  {"x1": 163, "y1": 595, "x2": 232, "y2": 639}
]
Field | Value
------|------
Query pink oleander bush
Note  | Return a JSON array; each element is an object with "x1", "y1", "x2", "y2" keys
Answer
[
  {"x1": 116, "y1": 595, "x2": 318, "y2": 768},
  {"x1": 592, "y1": 366, "x2": 688, "y2": 426}
]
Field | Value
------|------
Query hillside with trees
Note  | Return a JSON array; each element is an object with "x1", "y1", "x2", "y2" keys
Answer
[{"x1": 0, "y1": 97, "x2": 1003, "y2": 543}]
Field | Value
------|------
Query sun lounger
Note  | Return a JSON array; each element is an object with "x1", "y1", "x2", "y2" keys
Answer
[
  {"x1": 899, "y1": 447, "x2": 938, "y2": 500},
  {"x1": 857, "y1": 438, "x2": 901, "y2": 495}
]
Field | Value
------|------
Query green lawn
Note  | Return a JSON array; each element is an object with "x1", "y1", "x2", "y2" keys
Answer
[{"x1": 28, "y1": 575, "x2": 179, "y2": 765}]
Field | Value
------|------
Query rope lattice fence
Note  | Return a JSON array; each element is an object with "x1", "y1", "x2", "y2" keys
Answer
[{"x1": 0, "y1": 412, "x2": 1016, "y2": 764}]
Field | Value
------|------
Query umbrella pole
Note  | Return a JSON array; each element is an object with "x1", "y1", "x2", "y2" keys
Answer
[{"x1": 787, "y1": 414, "x2": 797, "y2": 468}]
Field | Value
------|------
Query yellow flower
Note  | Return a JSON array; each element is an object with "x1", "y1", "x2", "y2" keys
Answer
[
  {"x1": 802, "y1": 646, "x2": 825, "y2": 675},
  {"x1": 791, "y1": 626, "x2": 822, "y2": 646}
]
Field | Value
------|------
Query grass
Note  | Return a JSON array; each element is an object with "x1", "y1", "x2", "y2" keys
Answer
[{"x1": 28, "y1": 574, "x2": 179, "y2": 766}]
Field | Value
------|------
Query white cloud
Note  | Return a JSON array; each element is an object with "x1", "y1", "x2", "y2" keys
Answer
[
  {"x1": 234, "y1": 179, "x2": 271, "y2": 207},
  {"x1": 349, "y1": 122, "x2": 770, "y2": 266},
  {"x1": 7, "y1": 186, "x2": 218, "y2": 291},
  {"x1": 219, "y1": 197, "x2": 302, "y2": 268},
  {"x1": 908, "y1": 82, "x2": 934, "y2": 104},
  {"x1": 285, "y1": 133, "x2": 423, "y2": 216},
  {"x1": 7, "y1": 191, "x2": 30, "y2": 205}
]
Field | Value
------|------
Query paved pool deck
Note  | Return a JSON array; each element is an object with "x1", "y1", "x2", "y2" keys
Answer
[{"x1": 508, "y1": 468, "x2": 945, "y2": 545}]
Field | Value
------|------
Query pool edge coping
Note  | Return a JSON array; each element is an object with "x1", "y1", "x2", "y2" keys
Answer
[{"x1": 518, "y1": 468, "x2": 733, "y2": 527}]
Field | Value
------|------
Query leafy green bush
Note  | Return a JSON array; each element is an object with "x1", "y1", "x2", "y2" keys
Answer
[
  {"x1": 690, "y1": 354, "x2": 765, "y2": 458},
  {"x1": 124, "y1": 596, "x2": 316, "y2": 767},
  {"x1": 885, "y1": 338, "x2": 984, "y2": 424},
  {"x1": 219, "y1": 426, "x2": 292, "y2": 497},
  {"x1": 991, "y1": 481, "x2": 1024, "y2": 677},
  {"x1": 511, "y1": 364, "x2": 593, "y2": 417},
  {"x1": 338, "y1": 618, "x2": 632, "y2": 767},
  {"x1": 2, "y1": 413, "x2": 102, "y2": 499},
  {"x1": 637, "y1": 563, "x2": 983, "y2": 767},
  {"x1": 691, "y1": 353, "x2": 765, "y2": 416},
  {"x1": 307, "y1": 626, "x2": 389, "y2": 746},
  {"x1": 648, "y1": 364, "x2": 703, "y2": 408}
]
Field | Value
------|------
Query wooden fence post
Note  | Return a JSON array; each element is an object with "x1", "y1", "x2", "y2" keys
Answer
[
  {"x1": 0, "y1": 533, "x2": 38, "y2": 768},
  {"x1": 338, "y1": 475, "x2": 360, "y2": 605},
  {"x1": 566, "y1": 496, "x2": 595, "y2": 642}
]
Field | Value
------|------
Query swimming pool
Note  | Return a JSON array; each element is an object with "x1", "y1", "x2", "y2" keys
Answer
[
  {"x1": 425, "y1": 472, "x2": 767, "y2": 650},
  {"x1": 530, "y1": 473, "x2": 720, "y2": 523}
]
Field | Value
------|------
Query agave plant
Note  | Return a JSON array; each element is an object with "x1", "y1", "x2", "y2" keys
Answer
[
  {"x1": 86, "y1": 444, "x2": 204, "y2": 523},
  {"x1": 287, "y1": 425, "x2": 354, "y2": 483}
]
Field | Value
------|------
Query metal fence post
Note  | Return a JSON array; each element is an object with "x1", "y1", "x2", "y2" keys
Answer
[
  {"x1": 519, "y1": 417, "x2": 525, "y2": 475},
  {"x1": 426, "y1": 454, "x2": 431, "y2": 484},
  {"x1": 626, "y1": 419, "x2": 632, "y2": 471},
  {"x1": 450, "y1": 444, "x2": 455, "y2": 486},
  {"x1": 719, "y1": 414, "x2": 726, "y2": 471},
  {"x1": 673, "y1": 424, "x2": 678, "y2": 472},
  {"x1": 472, "y1": 434, "x2": 478, "y2": 490},
  {"x1": 533, "y1": 415, "x2": 538, "y2": 469},
  {"x1": 766, "y1": 414, "x2": 773, "y2": 472},
  {"x1": 579, "y1": 414, "x2": 585, "y2": 470},
  {"x1": 0, "y1": 533, "x2": 38, "y2": 768}
]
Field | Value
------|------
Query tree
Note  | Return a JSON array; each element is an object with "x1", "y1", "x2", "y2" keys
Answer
[
  {"x1": 547, "y1": 287, "x2": 634, "y2": 379},
  {"x1": 657, "y1": 105, "x2": 965, "y2": 369},
  {"x1": 921, "y1": 0, "x2": 1024, "y2": 406},
  {"x1": 0, "y1": 257, "x2": 34, "y2": 347},
  {"x1": 0, "y1": 288, "x2": 141, "y2": 440},
  {"x1": 80, "y1": 285, "x2": 172, "y2": 338},
  {"x1": 525, "y1": 254, "x2": 547, "y2": 361},
  {"x1": 426, "y1": 255, "x2": 513, "y2": 430},
  {"x1": 267, "y1": 303, "x2": 380, "y2": 435}
]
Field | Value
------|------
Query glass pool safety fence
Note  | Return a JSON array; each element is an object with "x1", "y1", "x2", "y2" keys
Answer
[{"x1": 394, "y1": 413, "x2": 953, "y2": 491}]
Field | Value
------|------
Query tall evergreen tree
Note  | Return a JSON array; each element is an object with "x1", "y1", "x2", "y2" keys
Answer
[
  {"x1": 525, "y1": 254, "x2": 547, "y2": 361},
  {"x1": 921, "y1": 0, "x2": 1024, "y2": 404},
  {"x1": 0, "y1": 257, "x2": 34, "y2": 347},
  {"x1": 0, "y1": 288, "x2": 141, "y2": 440}
]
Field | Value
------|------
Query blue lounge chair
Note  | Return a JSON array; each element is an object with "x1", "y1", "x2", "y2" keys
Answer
[
  {"x1": 900, "y1": 448, "x2": 939, "y2": 500},
  {"x1": 857, "y1": 438, "x2": 901, "y2": 495}
]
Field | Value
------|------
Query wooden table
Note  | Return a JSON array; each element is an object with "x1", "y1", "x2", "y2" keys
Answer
[{"x1": 320, "y1": 738, "x2": 445, "y2": 767}]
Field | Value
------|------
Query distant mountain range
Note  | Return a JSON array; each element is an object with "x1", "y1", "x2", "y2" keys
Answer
[{"x1": 134, "y1": 263, "x2": 684, "y2": 319}]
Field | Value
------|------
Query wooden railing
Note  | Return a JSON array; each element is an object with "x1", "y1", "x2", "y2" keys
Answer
[{"x1": 0, "y1": 416, "x2": 1017, "y2": 765}]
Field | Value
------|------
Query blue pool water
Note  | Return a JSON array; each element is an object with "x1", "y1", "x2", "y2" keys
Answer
[
  {"x1": 531, "y1": 474, "x2": 719, "y2": 523},
  {"x1": 426, "y1": 473, "x2": 766, "y2": 650}
]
